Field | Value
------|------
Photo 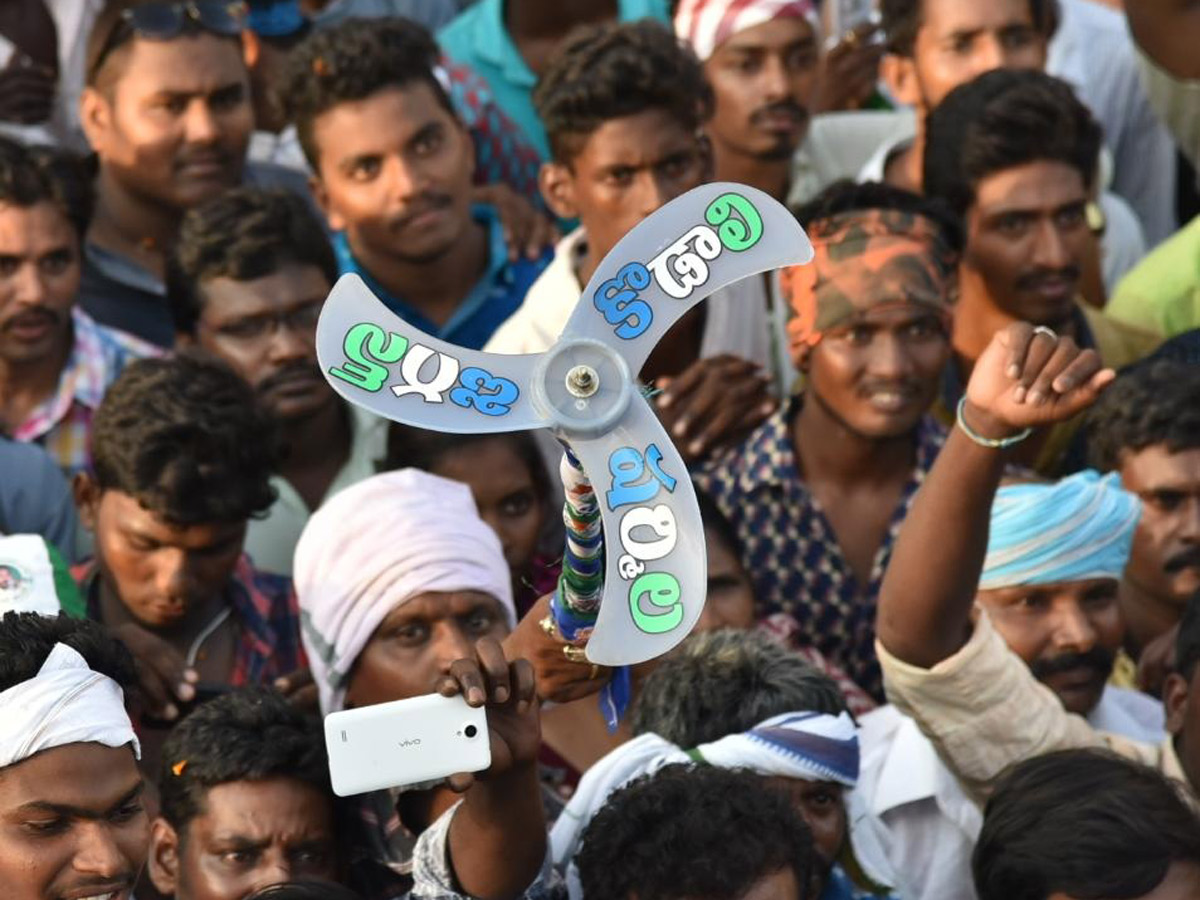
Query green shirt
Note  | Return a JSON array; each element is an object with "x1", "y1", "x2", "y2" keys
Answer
[{"x1": 1109, "y1": 213, "x2": 1200, "y2": 337}]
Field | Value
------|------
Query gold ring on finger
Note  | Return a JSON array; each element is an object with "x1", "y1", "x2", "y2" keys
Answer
[
  {"x1": 562, "y1": 644, "x2": 588, "y2": 664},
  {"x1": 539, "y1": 615, "x2": 557, "y2": 637}
]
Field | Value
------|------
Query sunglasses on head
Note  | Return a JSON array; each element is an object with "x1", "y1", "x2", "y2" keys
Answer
[{"x1": 90, "y1": 1, "x2": 247, "y2": 80}]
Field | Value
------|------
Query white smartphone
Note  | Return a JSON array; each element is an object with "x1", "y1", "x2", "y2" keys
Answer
[{"x1": 324, "y1": 693, "x2": 491, "y2": 797}]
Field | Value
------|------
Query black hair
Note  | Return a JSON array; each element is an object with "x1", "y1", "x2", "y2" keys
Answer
[
  {"x1": 378, "y1": 423, "x2": 551, "y2": 503},
  {"x1": 973, "y1": 749, "x2": 1200, "y2": 900},
  {"x1": 578, "y1": 764, "x2": 814, "y2": 900},
  {"x1": 247, "y1": 884, "x2": 362, "y2": 900},
  {"x1": 696, "y1": 485, "x2": 743, "y2": 560},
  {"x1": 167, "y1": 187, "x2": 337, "y2": 336},
  {"x1": 159, "y1": 687, "x2": 330, "y2": 831},
  {"x1": 90, "y1": 354, "x2": 279, "y2": 526},
  {"x1": 924, "y1": 69, "x2": 1101, "y2": 221},
  {"x1": 280, "y1": 17, "x2": 455, "y2": 169},
  {"x1": 87, "y1": 0, "x2": 244, "y2": 88},
  {"x1": 1174, "y1": 594, "x2": 1200, "y2": 683},
  {"x1": 0, "y1": 136, "x2": 95, "y2": 240},
  {"x1": 631, "y1": 629, "x2": 849, "y2": 746},
  {"x1": 0, "y1": 612, "x2": 137, "y2": 692},
  {"x1": 1085, "y1": 360, "x2": 1200, "y2": 472},
  {"x1": 534, "y1": 20, "x2": 712, "y2": 164},
  {"x1": 881, "y1": 0, "x2": 1055, "y2": 55},
  {"x1": 792, "y1": 178, "x2": 965, "y2": 259}
]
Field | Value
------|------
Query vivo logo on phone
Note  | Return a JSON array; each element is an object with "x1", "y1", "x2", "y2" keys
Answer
[{"x1": 398, "y1": 738, "x2": 422, "y2": 748}]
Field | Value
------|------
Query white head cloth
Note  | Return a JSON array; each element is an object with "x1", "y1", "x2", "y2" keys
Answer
[
  {"x1": 550, "y1": 711, "x2": 881, "y2": 887},
  {"x1": 0, "y1": 643, "x2": 139, "y2": 768},
  {"x1": 675, "y1": 0, "x2": 819, "y2": 61},
  {"x1": 295, "y1": 468, "x2": 517, "y2": 714}
]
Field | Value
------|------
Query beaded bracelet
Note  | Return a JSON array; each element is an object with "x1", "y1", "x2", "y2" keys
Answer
[{"x1": 956, "y1": 397, "x2": 1032, "y2": 449}]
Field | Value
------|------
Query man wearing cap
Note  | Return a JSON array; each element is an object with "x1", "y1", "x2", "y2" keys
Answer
[
  {"x1": 695, "y1": 179, "x2": 960, "y2": 704},
  {"x1": 295, "y1": 468, "x2": 549, "y2": 900},
  {"x1": 857, "y1": 470, "x2": 1163, "y2": 900}
]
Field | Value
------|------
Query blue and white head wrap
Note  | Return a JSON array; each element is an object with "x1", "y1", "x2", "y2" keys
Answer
[{"x1": 979, "y1": 470, "x2": 1142, "y2": 591}]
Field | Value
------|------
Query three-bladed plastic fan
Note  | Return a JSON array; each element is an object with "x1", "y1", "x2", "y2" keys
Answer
[{"x1": 315, "y1": 182, "x2": 813, "y2": 666}]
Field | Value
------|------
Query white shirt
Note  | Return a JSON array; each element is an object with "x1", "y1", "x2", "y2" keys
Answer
[
  {"x1": 485, "y1": 227, "x2": 796, "y2": 397},
  {"x1": 855, "y1": 117, "x2": 1147, "y2": 295},
  {"x1": 249, "y1": 125, "x2": 310, "y2": 174},
  {"x1": 856, "y1": 686, "x2": 1165, "y2": 900}
]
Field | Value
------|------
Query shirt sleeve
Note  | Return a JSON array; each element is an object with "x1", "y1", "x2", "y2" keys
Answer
[
  {"x1": 876, "y1": 614, "x2": 1157, "y2": 797},
  {"x1": 409, "y1": 801, "x2": 566, "y2": 900}
]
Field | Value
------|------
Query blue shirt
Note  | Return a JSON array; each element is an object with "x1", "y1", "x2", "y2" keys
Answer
[
  {"x1": 437, "y1": 0, "x2": 670, "y2": 160},
  {"x1": 334, "y1": 204, "x2": 550, "y2": 350}
]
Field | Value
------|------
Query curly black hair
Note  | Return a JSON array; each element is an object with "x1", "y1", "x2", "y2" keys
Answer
[
  {"x1": 880, "y1": 0, "x2": 1055, "y2": 56},
  {"x1": 534, "y1": 20, "x2": 712, "y2": 164},
  {"x1": 90, "y1": 354, "x2": 279, "y2": 526},
  {"x1": 167, "y1": 187, "x2": 337, "y2": 336},
  {"x1": 792, "y1": 178, "x2": 965, "y2": 259},
  {"x1": 924, "y1": 69, "x2": 1101, "y2": 221},
  {"x1": 0, "y1": 612, "x2": 136, "y2": 692},
  {"x1": 280, "y1": 17, "x2": 454, "y2": 169},
  {"x1": 974, "y1": 749, "x2": 1200, "y2": 900},
  {"x1": 0, "y1": 136, "x2": 94, "y2": 240},
  {"x1": 578, "y1": 764, "x2": 815, "y2": 900},
  {"x1": 1085, "y1": 360, "x2": 1200, "y2": 472},
  {"x1": 247, "y1": 884, "x2": 362, "y2": 900},
  {"x1": 631, "y1": 629, "x2": 848, "y2": 747},
  {"x1": 159, "y1": 687, "x2": 329, "y2": 831}
]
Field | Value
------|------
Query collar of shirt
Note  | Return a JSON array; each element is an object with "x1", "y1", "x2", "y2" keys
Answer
[
  {"x1": 729, "y1": 394, "x2": 944, "y2": 496},
  {"x1": 333, "y1": 203, "x2": 511, "y2": 340},
  {"x1": 464, "y1": 0, "x2": 538, "y2": 87},
  {"x1": 83, "y1": 240, "x2": 164, "y2": 296}
]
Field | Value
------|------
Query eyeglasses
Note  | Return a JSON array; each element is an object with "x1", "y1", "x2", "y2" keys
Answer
[
  {"x1": 205, "y1": 301, "x2": 323, "y2": 342},
  {"x1": 88, "y1": 2, "x2": 248, "y2": 81}
]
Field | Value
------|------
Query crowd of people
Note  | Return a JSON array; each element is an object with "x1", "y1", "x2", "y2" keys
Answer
[{"x1": 2, "y1": 0, "x2": 1200, "y2": 898}]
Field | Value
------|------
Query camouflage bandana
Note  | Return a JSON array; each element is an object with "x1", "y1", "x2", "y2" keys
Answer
[{"x1": 781, "y1": 208, "x2": 958, "y2": 360}]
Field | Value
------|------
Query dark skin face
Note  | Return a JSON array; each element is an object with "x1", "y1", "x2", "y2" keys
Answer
[
  {"x1": 149, "y1": 778, "x2": 337, "y2": 900},
  {"x1": 0, "y1": 201, "x2": 79, "y2": 369},
  {"x1": 1165, "y1": 667, "x2": 1200, "y2": 796},
  {"x1": 0, "y1": 742, "x2": 148, "y2": 900},
  {"x1": 311, "y1": 83, "x2": 476, "y2": 267},
  {"x1": 962, "y1": 162, "x2": 1091, "y2": 330},
  {"x1": 704, "y1": 17, "x2": 819, "y2": 160},
  {"x1": 764, "y1": 775, "x2": 845, "y2": 898},
  {"x1": 540, "y1": 108, "x2": 709, "y2": 276},
  {"x1": 1119, "y1": 446, "x2": 1200, "y2": 611},
  {"x1": 429, "y1": 440, "x2": 545, "y2": 578},
  {"x1": 190, "y1": 264, "x2": 334, "y2": 423},
  {"x1": 804, "y1": 305, "x2": 950, "y2": 441},
  {"x1": 76, "y1": 484, "x2": 245, "y2": 632},
  {"x1": 344, "y1": 590, "x2": 510, "y2": 708},
  {"x1": 883, "y1": 0, "x2": 1045, "y2": 113},
  {"x1": 82, "y1": 35, "x2": 253, "y2": 211},
  {"x1": 695, "y1": 521, "x2": 756, "y2": 634},
  {"x1": 976, "y1": 577, "x2": 1124, "y2": 716}
]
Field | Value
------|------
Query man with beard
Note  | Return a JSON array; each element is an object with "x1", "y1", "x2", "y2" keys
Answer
[
  {"x1": 281, "y1": 19, "x2": 550, "y2": 350},
  {"x1": 0, "y1": 613, "x2": 149, "y2": 900},
  {"x1": 695, "y1": 180, "x2": 961, "y2": 702},
  {"x1": 168, "y1": 188, "x2": 386, "y2": 577},
  {"x1": 0, "y1": 135, "x2": 156, "y2": 479},
  {"x1": 79, "y1": 0, "x2": 309, "y2": 348},
  {"x1": 674, "y1": 0, "x2": 821, "y2": 205},
  {"x1": 858, "y1": 467, "x2": 1164, "y2": 900},
  {"x1": 923, "y1": 69, "x2": 1160, "y2": 475},
  {"x1": 1086, "y1": 360, "x2": 1200, "y2": 684}
]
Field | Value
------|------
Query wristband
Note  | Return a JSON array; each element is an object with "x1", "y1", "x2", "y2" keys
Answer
[{"x1": 956, "y1": 397, "x2": 1032, "y2": 449}]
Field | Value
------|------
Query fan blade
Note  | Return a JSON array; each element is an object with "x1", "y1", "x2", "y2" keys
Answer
[
  {"x1": 316, "y1": 273, "x2": 549, "y2": 433},
  {"x1": 563, "y1": 395, "x2": 707, "y2": 666},
  {"x1": 560, "y1": 182, "x2": 813, "y2": 375}
]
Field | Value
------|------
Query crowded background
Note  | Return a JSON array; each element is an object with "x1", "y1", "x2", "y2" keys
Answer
[{"x1": 2, "y1": 0, "x2": 1200, "y2": 898}]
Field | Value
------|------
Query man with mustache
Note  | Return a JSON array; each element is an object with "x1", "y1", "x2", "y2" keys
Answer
[
  {"x1": 695, "y1": 179, "x2": 961, "y2": 703},
  {"x1": 280, "y1": 19, "x2": 550, "y2": 351},
  {"x1": 168, "y1": 187, "x2": 386, "y2": 578},
  {"x1": 1087, "y1": 360, "x2": 1200, "y2": 677},
  {"x1": 0, "y1": 136, "x2": 156, "y2": 480},
  {"x1": 923, "y1": 69, "x2": 1160, "y2": 475},
  {"x1": 79, "y1": 0, "x2": 310, "y2": 349}
]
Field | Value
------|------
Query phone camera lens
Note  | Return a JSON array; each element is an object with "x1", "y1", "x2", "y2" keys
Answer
[{"x1": 464, "y1": 724, "x2": 478, "y2": 739}]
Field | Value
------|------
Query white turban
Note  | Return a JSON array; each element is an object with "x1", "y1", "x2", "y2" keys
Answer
[
  {"x1": 295, "y1": 469, "x2": 517, "y2": 714},
  {"x1": 675, "y1": 0, "x2": 820, "y2": 62},
  {"x1": 0, "y1": 643, "x2": 140, "y2": 768}
]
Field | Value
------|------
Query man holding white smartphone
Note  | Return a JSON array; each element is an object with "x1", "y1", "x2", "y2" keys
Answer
[{"x1": 296, "y1": 468, "x2": 548, "y2": 900}]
